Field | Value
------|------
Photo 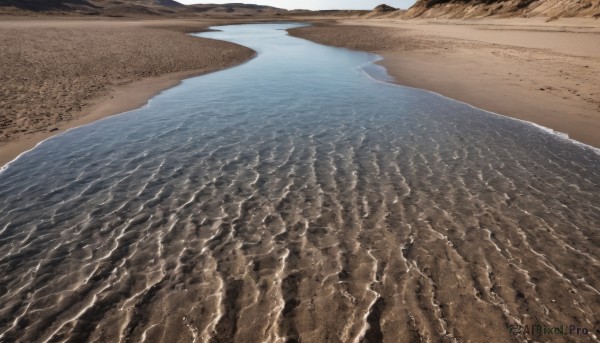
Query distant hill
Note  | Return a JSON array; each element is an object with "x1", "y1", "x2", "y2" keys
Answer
[
  {"x1": 0, "y1": 0, "x2": 289, "y2": 16},
  {"x1": 143, "y1": 0, "x2": 184, "y2": 7},
  {"x1": 0, "y1": 0, "x2": 99, "y2": 11},
  {"x1": 372, "y1": 4, "x2": 398, "y2": 13},
  {"x1": 94, "y1": 0, "x2": 184, "y2": 15},
  {"x1": 364, "y1": 3, "x2": 406, "y2": 18},
  {"x1": 290, "y1": 9, "x2": 371, "y2": 17},
  {"x1": 404, "y1": 0, "x2": 600, "y2": 18},
  {"x1": 183, "y1": 3, "x2": 287, "y2": 15},
  {"x1": 0, "y1": 0, "x2": 185, "y2": 14}
]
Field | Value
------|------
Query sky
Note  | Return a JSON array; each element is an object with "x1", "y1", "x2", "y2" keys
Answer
[{"x1": 177, "y1": 0, "x2": 417, "y2": 11}]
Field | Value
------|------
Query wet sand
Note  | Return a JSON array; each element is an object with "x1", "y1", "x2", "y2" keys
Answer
[
  {"x1": 288, "y1": 17, "x2": 600, "y2": 148},
  {"x1": 0, "y1": 17, "x2": 257, "y2": 167}
]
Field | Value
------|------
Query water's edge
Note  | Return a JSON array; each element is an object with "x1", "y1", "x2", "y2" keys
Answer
[
  {"x1": 0, "y1": 35, "x2": 259, "y2": 175},
  {"x1": 1, "y1": 22, "x2": 597, "y2": 343},
  {"x1": 352, "y1": 50, "x2": 600, "y2": 156},
  {"x1": 2, "y1": 22, "x2": 597, "y2": 177}
]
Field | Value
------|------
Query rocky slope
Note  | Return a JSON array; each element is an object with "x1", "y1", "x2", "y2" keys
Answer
[{"x1": 404, "y1": 0, "x2": 600, "y2": 18}]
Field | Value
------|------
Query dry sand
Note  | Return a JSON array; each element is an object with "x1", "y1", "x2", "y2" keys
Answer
[
  {"x1": 288, "y1": 17, "x2": 600, "y2": 148},
  {"x1": 0, "y1": 17, "x2": 258, "y2": 166}
]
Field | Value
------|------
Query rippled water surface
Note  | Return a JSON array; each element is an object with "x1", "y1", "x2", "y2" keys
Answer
[{"x1": 1, "y1": 23, "x2": 599, "y2": 343}]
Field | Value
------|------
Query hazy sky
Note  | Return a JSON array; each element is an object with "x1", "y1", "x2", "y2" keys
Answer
[{"x1": 178, "y1": 0, "x2": 417, "y2": 10}]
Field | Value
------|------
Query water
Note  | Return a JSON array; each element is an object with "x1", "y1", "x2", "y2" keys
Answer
[{"x1": 0, "y1": 23, "x2": 599, "y2": 343}]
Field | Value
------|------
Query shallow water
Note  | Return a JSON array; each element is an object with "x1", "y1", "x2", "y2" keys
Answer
[{"x1": 0, "y1": 23, "x2": 599, "y2": 343}]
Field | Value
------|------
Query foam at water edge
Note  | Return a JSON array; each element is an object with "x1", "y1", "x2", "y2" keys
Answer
[{"x1": 358, "y1": 56, "x2": 600, "y2": 156}]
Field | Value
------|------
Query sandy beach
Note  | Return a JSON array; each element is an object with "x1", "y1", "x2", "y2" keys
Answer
[
  {"x1": 289, "y1": 17, "x2": 600, "y2": 148},
  {"x1": 0, "y1": 17, "x2": 258, "y2": 167}
]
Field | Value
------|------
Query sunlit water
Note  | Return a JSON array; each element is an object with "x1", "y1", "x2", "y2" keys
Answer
[{"x1": 0, "y1": 23, "x2": 599, "y2": 343}]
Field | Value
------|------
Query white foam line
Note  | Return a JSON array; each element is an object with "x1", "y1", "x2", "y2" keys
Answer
[
  {"x1": 356, "y1": 56, "x2": 600, "y2": 156},
  {"x1": 482, "y1": 228, "x2": 502, "y2": 253}
]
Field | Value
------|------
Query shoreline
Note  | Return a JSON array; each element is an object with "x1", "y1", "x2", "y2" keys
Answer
[
  {"x1": 0, "y1": 67, "x2": 253, "y2": 168},
  {"x1": 288, "y1": 18, "x2": 600, "y2": 148},
  {"x1": 3, "y1": 17, "x2": 599, "y2": 168},
  {"x1": 375, "y1": 52, "x2": 600, "y2": 148},
  {"x1": 0, "y1": 18, "x2": 262, "y2": 168},
  {"x1": 381, "y1": 70, "x2": 600, "y2": 154},
  {"x1": 358, "y1": 57, "x2": 600, "y2": 155}
]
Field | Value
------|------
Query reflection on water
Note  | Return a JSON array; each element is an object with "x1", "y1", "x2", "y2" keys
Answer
[{"x1": 0, "y1": 23, "x2": 598, "y2": 343}]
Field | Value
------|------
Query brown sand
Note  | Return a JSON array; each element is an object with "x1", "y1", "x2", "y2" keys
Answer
[
  {"x1": 288, "y1": 17, "x2": 600, "y2": 148},
  {"x1": 0, "y1": 17, "x2": 599, "y2": 343},
  {"x1": 0, "y1": 17, "x2": 257, "y2": 166}
]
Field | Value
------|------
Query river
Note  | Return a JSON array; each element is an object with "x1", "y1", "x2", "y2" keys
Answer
[{"x1": 0, "y1": 23, "x2": 598, "y2": 343}]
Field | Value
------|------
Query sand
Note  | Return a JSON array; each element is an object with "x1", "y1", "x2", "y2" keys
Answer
[
  {"x1": 0, "y1": 16, "x2": 599, "y2": 343},
  {"x1": 6, "y1": 15, "x2": 597, "y2": 168},
  {"x1": 0, "y1": 17, "x2": 258, "y2": 167},
  {"x1": 1, "y1": 22, "x2": 598, "y2": 341},
  {"x1": 288, "y1": 17, "x2": 600, "y2": 148}
]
